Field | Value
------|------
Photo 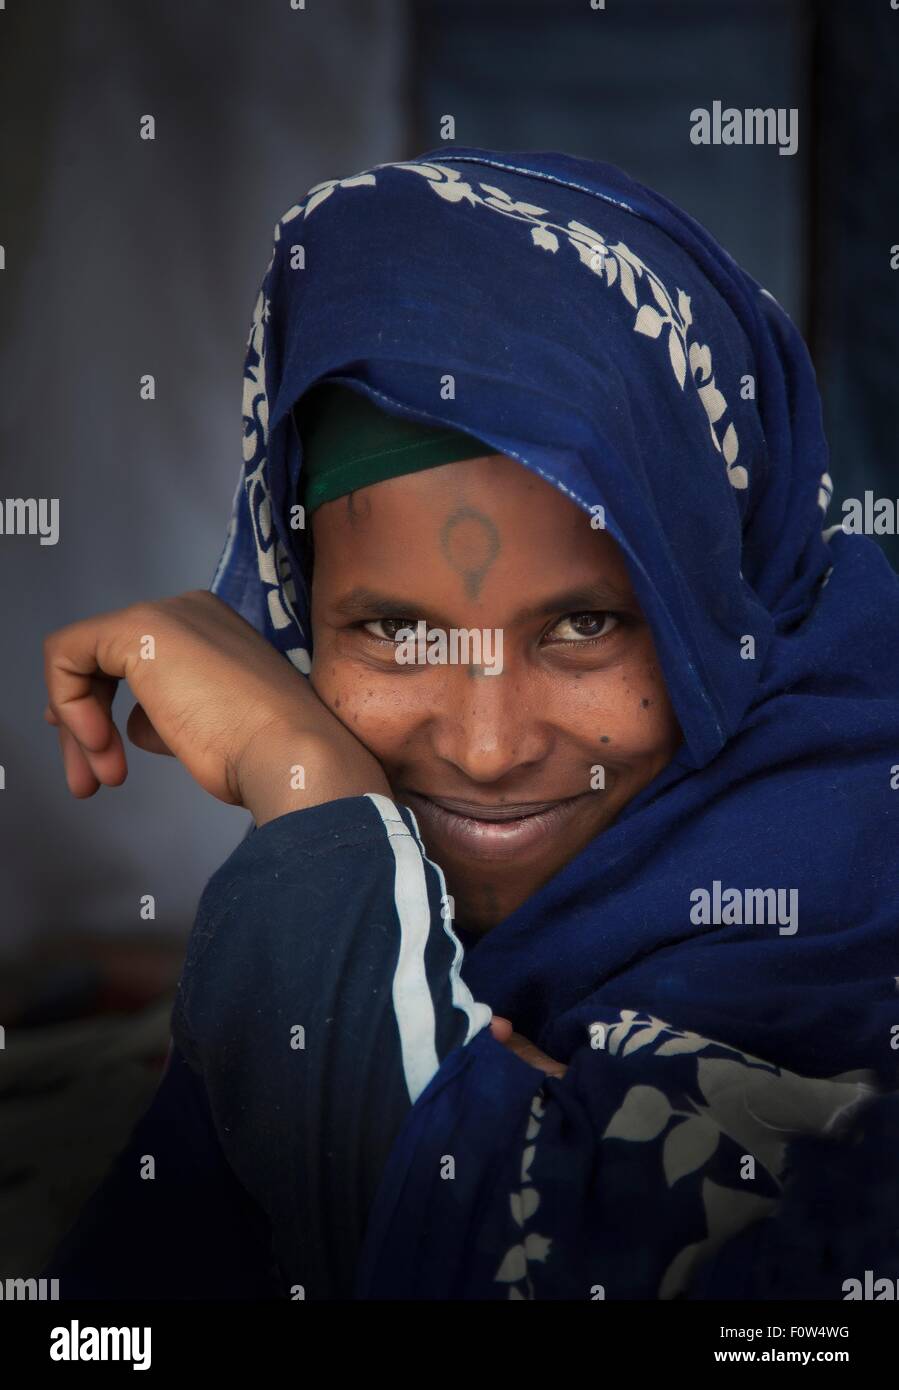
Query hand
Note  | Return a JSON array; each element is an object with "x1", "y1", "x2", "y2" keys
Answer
[
  {"x1": 489, "y1": 1015, "x2": 568, "y2": 1079},
  {"x1": 43, "y1": 590, "x2": 391, "y2": 825}
]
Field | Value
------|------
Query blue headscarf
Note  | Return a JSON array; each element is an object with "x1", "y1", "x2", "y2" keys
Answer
[{"x1": 212, "y1": 148, "x2": 899, "y2": 1298}]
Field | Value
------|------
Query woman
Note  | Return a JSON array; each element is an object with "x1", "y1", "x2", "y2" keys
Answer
[{"x1": 43, "y1": 148, "x2": 899, "y2": 1301}]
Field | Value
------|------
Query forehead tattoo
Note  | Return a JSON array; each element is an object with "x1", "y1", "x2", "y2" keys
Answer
[
  {"x1": 439, "y1": 505, "x2": 501, "y2": 599},
  {"x1": 346, "y1": 491, "x2": 372, "y2": 524}
]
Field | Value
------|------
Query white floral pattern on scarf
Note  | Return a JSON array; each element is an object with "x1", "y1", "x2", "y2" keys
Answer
[
  {"x1": 235, "y1": 157, "x2": 758, "y2": 674},
  {"x1": 294, "y1": 159, "x2": 746, "y2": 488},
  {"x1": 230, "y1": 157, "x2": 849, "y2": 673},
  {"x1": 489, "y1": 1009, "x2": 876, "y2": 1300}
]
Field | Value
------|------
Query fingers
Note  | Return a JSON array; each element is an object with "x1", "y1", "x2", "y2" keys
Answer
[
  {"x1": 80, "y1": 676, "x2": 128, "y2": 785},
  {"x1": 491, "y1": 1020, "x2": 568, "y2": 1079},
  {"x1": 55, "y1": 701, "x2": 127, "y2": 796},
  {"x1": 57, "y1": 724, "x2": 100, "y2": 798},
  {"x1": 44, "y1": 613, "x2": 134, "y2": 793},
  {"x1": 43, "y1": 611, "x2": 134, "y2": 754}
]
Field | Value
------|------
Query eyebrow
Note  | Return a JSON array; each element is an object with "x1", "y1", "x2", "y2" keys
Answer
[{"x1": 332, "y1": 583, "x2": 637, "y2": 623}]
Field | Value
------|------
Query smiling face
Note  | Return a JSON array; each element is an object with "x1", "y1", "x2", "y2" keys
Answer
[{"x1": 308, "y1": 453, "x2": 682, "y2": 934}]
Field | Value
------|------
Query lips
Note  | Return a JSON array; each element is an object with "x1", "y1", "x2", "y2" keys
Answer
[
  {"x1": 422, "y1": 794, "x2": 568, "y2": 821},
  {"x1": 399, "y1": 789, "x2": 591, "y2": 862}
]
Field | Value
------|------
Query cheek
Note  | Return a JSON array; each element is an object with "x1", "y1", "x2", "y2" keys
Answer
[
  {"x1": 558, "y1": 652, "x2": 680, "y2": 762},
  {"x1": 616, "y1": 658, "x2": 681, "y2": 761},
  {"x1": 310, "y1": 658, "x2": 415, "y2": 757}
]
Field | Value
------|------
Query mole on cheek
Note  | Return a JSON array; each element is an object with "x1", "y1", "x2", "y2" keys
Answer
[
  {"x1": 334, "y1": 697, "x2": 342, "y2": 709},
  {"x1": 641, "y1": 698, "x2": 652, "y2": 708},
  {"x1": 600, "y1": 736, "x2": 611, "y2": 744}
]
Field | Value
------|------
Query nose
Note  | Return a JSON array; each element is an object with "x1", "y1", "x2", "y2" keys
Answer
[{"x1": 430, "y1": 663, "x2": 551, "y2": 784}]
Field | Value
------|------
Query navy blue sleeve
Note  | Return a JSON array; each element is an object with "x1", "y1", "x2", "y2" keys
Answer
[
  {"x1": 169, "y1": 791, "x2": 493, "y2": 1300},
  {"x1": 43, "y1": 1046, "x2": 284, "y2": 1299}
]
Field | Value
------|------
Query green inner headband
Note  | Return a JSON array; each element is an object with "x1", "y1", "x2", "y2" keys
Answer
[{"x1": 294, "y1": 382, "x2": 490, "y2": 515}]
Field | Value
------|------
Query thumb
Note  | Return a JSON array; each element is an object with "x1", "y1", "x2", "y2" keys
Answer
[{"x1": 127, "y1": 701, "x2": 175, "y2": 757}]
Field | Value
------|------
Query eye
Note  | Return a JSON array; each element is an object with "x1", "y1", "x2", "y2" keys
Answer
[
  {"x1": 362, "y1": 617, "x2": 419, "y2": 643},
  {"x1": 545, "y1": 611, "x2": 620, "y2": 644}
]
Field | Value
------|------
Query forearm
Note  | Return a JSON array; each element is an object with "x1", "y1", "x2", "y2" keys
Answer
[{"x1": 173, "y1": 792, "x2": 492, "y2": 1298}]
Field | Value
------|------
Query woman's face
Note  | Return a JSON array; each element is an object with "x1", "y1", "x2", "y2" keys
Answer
[{"x1": 309, "y1": 453, "x2": 682, "y2": 934}]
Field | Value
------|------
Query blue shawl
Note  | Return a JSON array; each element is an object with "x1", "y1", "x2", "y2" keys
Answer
[{"x1": 212, "y1": 148, "x2": 899, "y2": 1299}]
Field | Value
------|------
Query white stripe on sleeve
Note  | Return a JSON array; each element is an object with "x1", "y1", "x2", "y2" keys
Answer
[
  {"x1": 365, "y1": 793, "x2": 442, "y2": 1103},
  {"x1": 364, "y1": 793, "x2": 491, "y2": 1104}
]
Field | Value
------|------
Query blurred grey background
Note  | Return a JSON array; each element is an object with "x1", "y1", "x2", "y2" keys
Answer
[
  {"x1": 0, "y1": 0, "x2": 896, "y2": 1272},
  {"x1": 2, "y1": 0, "x2": 897, "y2": 969}
]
